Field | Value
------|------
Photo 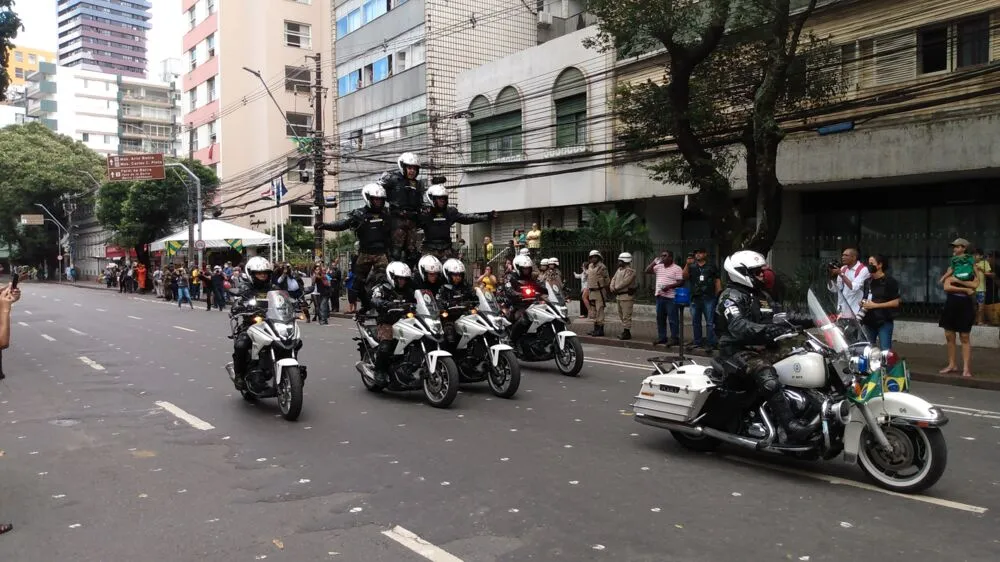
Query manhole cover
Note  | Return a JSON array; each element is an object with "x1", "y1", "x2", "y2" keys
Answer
[{"x1": 49, "y1": 419, "x2": 80, "y2": 427}]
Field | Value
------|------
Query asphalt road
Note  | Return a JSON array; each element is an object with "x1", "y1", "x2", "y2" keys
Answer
[{"x1": 1, "y1": 283, "x2": 998, "y2": 561}]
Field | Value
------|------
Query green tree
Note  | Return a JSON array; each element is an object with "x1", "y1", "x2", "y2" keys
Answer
[
  {"x1": 586, "y1": 0, "x2": 841, "y2": 254},
  {"x1": 0, "y1": 122, "x2": 104, "y2": 271},
  {"x1": 96, "y1": 159, "x2": 218, "y2": 267},
  {"x1": 0, "y1": 1, "x2": 23, "y2": 102},
  {"x1": 579, "y1": 208, "x2": 652, "y2": 253}
]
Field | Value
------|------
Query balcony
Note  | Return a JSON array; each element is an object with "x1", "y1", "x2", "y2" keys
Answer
[
  {"x1": 121, "y1": 91, "x2": 174, "y2": 107},
  {"x1": 27, "y1": 99, "x2": 58, "y2": 116},
  {"x1": 26, "y1": 81, "x2": 58, "y2": 99},
  {"x1": 119, "y1": 106, "x2": 176, "y2": 124}
]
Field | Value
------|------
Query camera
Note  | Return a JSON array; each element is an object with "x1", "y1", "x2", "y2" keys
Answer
[{"x1": 825, "y1": 260, "x2": 842, "y2": 271}]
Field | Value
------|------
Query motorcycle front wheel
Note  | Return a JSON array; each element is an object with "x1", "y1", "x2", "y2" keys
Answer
[
  {"x1": 277, "y1": 366, "x2": 304, "y2": 421},
  {"x1": 423, "y1": 356, "x2": 460, "y2": 408},
  {"x1": 488, "y1": 349, "x2": 521, "y2": 399},
  {"x1": 857, "y1": 425, "x2": 947, "y2": 493},
  {"x1": 554, "y1": 336, "x2": 584, "y2": 377}
]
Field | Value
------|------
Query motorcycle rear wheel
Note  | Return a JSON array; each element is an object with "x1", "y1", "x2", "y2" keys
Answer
[{"x1": 857, "y1": 425, "x2": 947, "y2": 493}]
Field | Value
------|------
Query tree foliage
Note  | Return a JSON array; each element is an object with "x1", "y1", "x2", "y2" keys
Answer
[
  {"x1": 0, "y1": 1, "x2": 23, "y2": 102},
  {"x1": 0, "y1": 122, "x2": 104, "y2": 267},
  {"x1": 579, "y1": 208, "x2": 652, "y2": 253},
  {"x1": 586, "y1": 0, "x2": 841, "y2": 254},
  {"x1": 96, "y1": 159, "x2": 219, "y2": 266}
]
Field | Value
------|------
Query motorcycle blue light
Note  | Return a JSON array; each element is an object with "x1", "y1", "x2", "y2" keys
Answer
[{"x1": 857, "y1": 356, "x2": 869, "y2": 375}]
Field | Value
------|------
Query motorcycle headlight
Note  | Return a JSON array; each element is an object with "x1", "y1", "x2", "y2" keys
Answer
[
  {"x1": 273, "y1": 322, "x2": 295, "y2": 339},
  {"x1": 865, "y1": 345, "x2": 883, "y2": 372},
  {"x1": 425, "y1": 319, "x2": 442, "y2": 334}
]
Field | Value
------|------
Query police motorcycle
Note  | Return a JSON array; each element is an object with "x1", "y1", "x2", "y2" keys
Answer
[
  {"x1": 439, "y1": 286, "x2": 521, "y2": 398},
  {"x1": 632, "y1": 288, "x2": 948, "y2": 493},
  {"x1": 354, "y1": 288, "x2": 461, "y2": 408},
  {"x1": 506, "y1": 281, "x2": 585, "y2": 377},
  {"x1": 225, "y1": 289, "x2": 307, "y2": 421}
]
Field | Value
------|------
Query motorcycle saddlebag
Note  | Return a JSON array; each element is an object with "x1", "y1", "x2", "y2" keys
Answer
[{"x1": 633, "y1": 368, "x2": 715, "y2": 423}]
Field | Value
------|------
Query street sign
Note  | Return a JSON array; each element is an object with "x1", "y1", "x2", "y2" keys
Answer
[
  {"x1": 20, "y1": 214, "x2": 45, "y2": 225},
  {"x1": 107, "y1": 153, "x2": 165, "y2": 181},
  {"x1": 195, "y1": 240, "x2": 206, "y2": 250},
  {"x1": 58, "y1": 255, "x2": 64, "y2": 261}
]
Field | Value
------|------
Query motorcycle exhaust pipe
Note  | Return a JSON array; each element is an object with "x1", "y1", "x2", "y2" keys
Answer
[
  {"x1": 635, "y1": 414, "x2": 768, "y2": 450},
  {"x1": 225, "y1": 362, "x2": 236, "y2": 383}
]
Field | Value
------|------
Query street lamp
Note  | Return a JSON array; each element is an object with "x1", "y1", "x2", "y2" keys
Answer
[{"x1": 35, "y1": 204, "x2": 68, "y2": 281}]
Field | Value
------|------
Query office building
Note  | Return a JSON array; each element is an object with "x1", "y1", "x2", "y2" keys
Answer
[{"x1": 56, "y1": 0, "x2": 152, "y2": 78}]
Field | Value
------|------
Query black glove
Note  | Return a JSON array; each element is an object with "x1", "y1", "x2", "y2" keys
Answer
[
  {"x1": 765, "y1": 324, "x2": 794, "y2": 341},
  {"x1": 314, "y1": 221, "x2": 325, "y2": 230}
]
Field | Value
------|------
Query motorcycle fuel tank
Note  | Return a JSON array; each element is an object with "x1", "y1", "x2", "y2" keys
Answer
[{"x1": 773, "y1": 351, "x2": 826, "y2": 389}]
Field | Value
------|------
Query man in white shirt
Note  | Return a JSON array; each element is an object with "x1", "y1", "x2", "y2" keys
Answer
[{"x1": 828, "y1": 248, "x2": 870, "y2": 319}]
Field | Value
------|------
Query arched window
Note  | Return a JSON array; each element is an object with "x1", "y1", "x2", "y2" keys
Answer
[
  {"x1": 470, "y1": 86, "x2": 523, "y2": 162},
  {"x1": 553, "y1": 67, "x2": 586, "y2": 147}
]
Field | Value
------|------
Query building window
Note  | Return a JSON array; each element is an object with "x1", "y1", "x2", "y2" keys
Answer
[
  {"x1": 187, "y1": 7, "x2": 196, "y2": 29},
  {"x1": 337, "y1": 9, "x2": 363, "y2": 39},
  {"x1": 285, "y1": 66, "x2": 311, "y2": 93},
  {"x1": 284, "y1": 21, "x2": 312, "y2": 49},
  {"x1": 553, "y1": 68, "x2": 587, "y2": 148},
  {"x1": 28, "y1": 53, "x2": 37, "y2": 64},
  {"x1": 337, "y1": 69, "x2": 361, "y2": 96},
  {"x1": 207, "y1": 77, "x2": 216, "y2": 101},
  {"x1": 14, "y1": 67, "x2": 23, "y2": 79},
  {"x1": 104, "y1": 135, "x2": 111, "y2": 144},
  {"x1": 395, "y1": 50, "x2": 407, "y2": 73},
  {"x1": 206, "y1": 34, "x2": 216, "y2": 58},
  {"x1": 82, "y1": 132, "x2": 90, "y2": 142},
  {"x1": 470, "y1": 87, "x2": 523, "y2": 163},
  {"x1": 13, "y1": 51, "x2": 22, "y2": 62},
  {"x1": 918, "y1": 26, "x2": 948, "y2": 74},
  {"x1": 191, "y1": 132, "x2": 199, "y2": 152},
  {"x1": 189, "y1": 48, "x2": 197, "y2": 71},
  {"x1": 285, "y1": 112, "x2": 313, "y2": 137},
  {"x1": 190, "y1": 90, "x2": 198, "y2": 111},
  {"x1": 957, "y1": 16, "x2": 989, "y2": 68},
  {"x1": 373, "y1": 56, "x2": 391, "y2": 82},
  {"x1": 349, "y1": 129, "x2": 363, "y2": 149},
  {"x1": 208, "y1": 121, "x2": 217, "y2": 144},
  {"x1": 207, "y1": 0, "x2": 216, "y2": 14},
  {"x1": 362, "y1": 0, "x2": 388, "y2": 23}
]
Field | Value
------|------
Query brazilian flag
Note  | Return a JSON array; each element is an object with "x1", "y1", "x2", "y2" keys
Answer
[
  {"x1": 165, "y1": 240, "x2": 185, "y2": 257},
  {"x1": 225, "y1": 239, "x2": 244, "y2": 252},
  {"x1": 882, "y1": 359, "x2": 910, "y2": 394}
]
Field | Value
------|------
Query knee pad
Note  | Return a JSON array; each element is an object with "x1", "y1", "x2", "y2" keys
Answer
[{"x1": 754, "y1": 366, "x2": 780, "y2": 397}]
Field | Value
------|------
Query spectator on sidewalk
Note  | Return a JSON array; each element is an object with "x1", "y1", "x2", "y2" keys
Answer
[
  {"x1": 312, "y1": 265, "x2": 331, "y2": 324},
  {"x1": 526, "y1": 223, "x2": 542, "y2": 259},
  {"x1": 153, "y1": 266, "x2": 164, "y2": 298},
  {"x1": 609, "y1": 252, "x2": 637, "y2": 340},
  {"x1": 176, "y1": 267, "x2": 194, "y2": 309},
  {"x1": 1, "y1": 281, "x2": 22, "y2": 536},
  {"x1": 210, "y1": 266, "x2": 226, "y2": 311},
  {"x1": 574, "y1": 261, "x2": 589, "y2": 319},
  {"x1": 974, "y1": 248, "x2": 993, "y2": 325},
  {"x1": 646, "y1": 250, "x2": 684, "y2": 347},
  {"x1": 828, "y1": 248, "x2": 869, "y2": 320},
  {"x1": 939, "y1": 238, "x2": 980, "y2": 377},
  {"x1": 683, "y1": 248, "x2": 722, "y2": 350},
  {"x1": 860, "y1": 254, "x2": 900, "y2": 350},
  {"x1": 483, "y1": 236, "x2": 495, "y2": 262},
  {"x1": 329, "y1": 264, "x2": 342, "y2": 313}
]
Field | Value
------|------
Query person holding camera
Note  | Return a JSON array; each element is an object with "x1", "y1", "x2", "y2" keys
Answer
[
  {"x1": 827, "y1": 248, "x2": 870, "y2": 319},
  {"x1": 1, "y1": 280, "x2": 22, "y2": 536}
]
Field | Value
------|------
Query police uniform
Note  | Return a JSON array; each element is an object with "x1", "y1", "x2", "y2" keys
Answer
[
  {"x1": 418, "y1": 205, "x2": 491, "y2": 261},
  {"x1": 378, "y1": 170, "x2": 426, "y2": 266},
  {"x1": 316, "y1": 207, "x2": 392, "y2": 310},
  {"x1": 586, "y1": 261, "x2": 611, "y2": 330},
  {"x1": 610, "y1": 264, "x2": 637, "y2": 330}
]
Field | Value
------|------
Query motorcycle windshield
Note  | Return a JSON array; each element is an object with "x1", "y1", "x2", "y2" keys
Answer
[
  {"x1": 476, "y1": 287, "x2": 501, "y2": 314},
  {"x1": 415, "y1": 289, "x2": 440, "y2": 317},
  {"x1": 806, "y1": 288, "x2": 865, "y2": 354},
  {"x1": 546, "y1": 282, "x2": 566, "y2": 306},
  {"x1": 265, "y1": 290, "x2": 297, "y2": 323}
]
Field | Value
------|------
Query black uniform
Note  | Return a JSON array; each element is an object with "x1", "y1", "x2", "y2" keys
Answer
[
  {"x1": 231, "y1": 276, "x2": 280, "y2": 388},
  {"x1": 503, "y1": 271, "x2": 543, "y2": 345},
  {"x1": 715, "y1": 284, "x2": 815, "y2": 441},
  {"x1": 378, "y1": 170, "x2": 427, "y2": 266},
  {"x1": 370, "y1": 280, "x2": 418, "y2": 379},
  {"x1": 418, "y1": 206, "x2": 492, "y2": 261},
  {"x1": 317, "y1": 207, "x2": 392, "y2": 313},
  {"x1": 438, "y1": 281, "x2": 478, "y2": 308}
]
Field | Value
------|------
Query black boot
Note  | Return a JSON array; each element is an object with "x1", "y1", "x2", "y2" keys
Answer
[
  {"x1": 373, "y1": 341, "x2": 394, "y2": 385},
  {"x1": 232, "y1": 352, "x2": 248, "y2": 391},
  {"x1": 619, "y1": 329, "x2": 631, "y2": 340},
  {"x1": 590, "y1": 324, "x2": 604, "y2": 337},
  {"x1": 767, "y1": 393, "x2": 816, "y2": 444}
]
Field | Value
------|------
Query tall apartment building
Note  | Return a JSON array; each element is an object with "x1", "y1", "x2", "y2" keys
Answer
[
  {"x1": 4, "y1": 46, "x2": 57, "y2": 90},
  {"x1": 56, "y1": 0, "x2": 152, "y2": 78},
  {"x1": 457, "y1": 0, "x2": 1000, "y2": 313},
  {"x1": 182, "y1": 0, "x2": 335, "y2": 231},
  {"x1": 332, "y1": 0, "x2": 536, "y2": 214}
]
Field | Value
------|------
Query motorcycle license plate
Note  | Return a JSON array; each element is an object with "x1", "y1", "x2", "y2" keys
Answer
[{"x1": 659, "y1": 384, "x2": 681, "y2": 394}]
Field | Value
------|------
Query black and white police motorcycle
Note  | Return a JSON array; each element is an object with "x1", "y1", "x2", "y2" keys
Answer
[
  {"x1": 506, "y1": 281, "x2": 584, "y2": 377},
  {"x1": 354, "y1": 289, "x2": 461, "y2": 408},
  {"x1": 225, "y1": 290, "x2": 307, "y2": 421},
  {"x1": 439, "y1": 287, "x2": 520, "y2": 398},
  {"x1": 632, "y1": 288, "x2": 948, "y2": 493}
]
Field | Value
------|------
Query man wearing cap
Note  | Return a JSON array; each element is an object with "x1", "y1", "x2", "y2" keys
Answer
[
  {"x1": 585, "y1": 250, "x2": 610, "y2": 337},
  {"x1": 938, "y1": 237, "x2": 980, "y2": 377},
  {"x1": 610, "y1": 252, "x2": 637, "y2": 340},
  {"x1": 684, "y1": 248, "x2": 722, "y2": 349}
]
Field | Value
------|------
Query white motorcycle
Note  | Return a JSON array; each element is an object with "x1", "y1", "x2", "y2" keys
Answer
[
  {"x1": 225, "y1": 290, "x2": 307, "y2": 421},
  {"x1": 354, "y1": 289, "x2": 461, "y2": 408},
  {"x1": 439, "y1": 288, "x2": 520, "y2": 398},
  {"x1": 506, "y1": 282, "x2": 584, "y2": 377},
  {"x1": 632, "y1": 288, "x2": 948, "y2": 493}
]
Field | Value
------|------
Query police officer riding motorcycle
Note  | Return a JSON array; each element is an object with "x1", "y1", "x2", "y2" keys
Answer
[
  {"x1": 503, "y1": 254, "x2": 542, "y2": 347},
  {"x1": 419, "y1": 185, "x2": 495, "y2": 261},
  {"x1": 416, "y1": 254, "x2": 445, "y2": 295},
  {"x1": 231, "y1": 256, "x2": 280, "y2": 390},
  {"x1": 367, "y1": 261, "x2": 419, "y2": 386},
  {"x1": 715, "y1": 250, "x2": 819, "y2": 443},
  {"x1": 378, "y1": 152, "x2": 427, "y2": 268}
]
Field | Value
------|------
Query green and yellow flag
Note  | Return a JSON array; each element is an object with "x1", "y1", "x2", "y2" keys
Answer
[
  {"x1": 225, "y1": 239, "x2": 244, "y2": 252},
  {"x1": 165, "y1": 240, "x2": 185, "y2": 257}
]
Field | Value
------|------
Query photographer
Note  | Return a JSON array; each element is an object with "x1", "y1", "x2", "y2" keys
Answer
[
  {"x1": 827, "y1": 248, "x2": 869, "y2": 319},
  {"x1": 1, "y1": 280, "x2": 21, "y2": 536}
]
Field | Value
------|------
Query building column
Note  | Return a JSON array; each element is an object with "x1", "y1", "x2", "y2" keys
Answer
[{"x1": 769, "y1": 190, "x2": 802, "y2": 271}]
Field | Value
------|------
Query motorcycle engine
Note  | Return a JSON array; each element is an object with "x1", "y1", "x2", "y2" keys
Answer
[{"x1": 783, "y1": 389, "x2": 824, "y2": 418}]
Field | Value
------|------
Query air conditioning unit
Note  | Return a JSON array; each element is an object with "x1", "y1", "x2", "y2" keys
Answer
[{"x1": 537, "y1": 10, "x2": 553, "y2": 27}]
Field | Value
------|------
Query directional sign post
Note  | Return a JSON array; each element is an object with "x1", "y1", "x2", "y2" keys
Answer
[
  {"x1": 20, "y1": 214, "x2": 45, "y2": 226},
  {"x1": 107, "y1": 153, "x2": 166, "y2": 182}
]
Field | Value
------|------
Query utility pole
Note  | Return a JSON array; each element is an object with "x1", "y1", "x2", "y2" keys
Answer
[
  {"x1": 187, "y1": 127, "x2": 196, "y2": 265},
  {"x1": 61, "y1": 194, "x2": 77, "y2": 271},
  {"x1": 310, "y1": 52, "x2": 325, "y2": 264},
  {"x1": 166, "y1": 163, "x2": 203, "y2": 270}
]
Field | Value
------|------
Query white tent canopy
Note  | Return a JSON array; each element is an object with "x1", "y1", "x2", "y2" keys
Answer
[{"x1": 149, "y1": 219, "x2": 273, "y2": 251}]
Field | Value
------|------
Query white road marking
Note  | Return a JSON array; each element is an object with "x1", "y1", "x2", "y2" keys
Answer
[
  {"x1": 41, "y1": 334, "x2": 56, "y2": 342},
  {"x1": 382, "y1": 526, "x2": 463, "y2": 562},
  {"x1": 79, "y1": 357, "x2": 105, "y2": 371},
  {"x1": 127, "y1": 315, "x2": 142, "y2": 320},
  {"x1": 46, "y1": 319, "x2": 53, "y2": 323},
  {"x1": 154, "y1": 401, "x2": 214, "y2": 431},
  {"x1": 173, "y1": 326, "x2": 196, "y2": 333},
  {"x1": 23, "y1": 310, "x2": 32, "y2": 315},
  {"x1": 68, "y1": 328, "x2": 87, "y2": 336},
  {"x1": 585, "y1": 358, "x2": 650, "y2": 371},
  {"x1": 725, "y1": 456, "x2": 988, "y2": 514},
  {"x1": 73, "y1": 303, "x2": 82, "y2": 307},
  {"x1": 17, "y1": 322, "x2": 28, "y2": 327},
  {"x1": 96, "y1": 308, "x2": 107, "y2": 312}
]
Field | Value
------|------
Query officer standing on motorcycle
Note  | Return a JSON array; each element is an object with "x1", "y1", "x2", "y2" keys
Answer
[
  {"x1": 416, "y1": 254, "x2": 445, "y2": 294},
  {"x1": 315, "y1": 183, "x2": 392, "y2": 316},
  {"x1": 585, "y1": 250, "x2": 611, "y2": 337},
  {"x1": 378, "y1": 152, "x2": 427, "y2": 268},
  {"x1": 715, "y1": 250, "x2": 818, "y2": 443},
  {"x1": 232, "y1": 256, "x2": 280, "y2": 390},
  {"x1": 503, "y1": 254, "x2": 543, "y2": 349},
  {"x1": 368, "y1": 262, "x2": 418, "y2": 385},
  {"x1": 419, "y1": 185, "x2": 495, "y2": 261}
]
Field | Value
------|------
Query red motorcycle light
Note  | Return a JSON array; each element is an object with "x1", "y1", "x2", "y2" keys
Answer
[
  {"x1": 884, "y1": 350, "x2": 899, "y2": 369},
  {"x1": 523, "y1": 286, "x2": 535, "y2": 297}
]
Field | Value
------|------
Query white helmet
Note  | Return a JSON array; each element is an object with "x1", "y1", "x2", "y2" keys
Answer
[
  {"x1": 724, "y1": 250, "x2": 767, "y2": 290},
  {"x1": 427, "y1": 185, "x2": 447, "y2": 199},
  {"x1": 397, "y1": 152, "x2": 420, "y2": 174},
  {"x1": 512, "y1": 254, "x2": 533, "y2": 275},
  {"x1": 549, "y1": 257, "x2": 559, "y2": 267},
  {"x1": 361, "y1": 183, "x2": 386, "y2": 209},
  {"x1": 589, "y1": 250, "x2": 601, "y2": 259},
  {"x1": 245, "y1": 256, "x2": 272, "y2": 275},
  {"x1": 442, "y1": 258, "x2": 465, "y2": 281},
  {"x1": 617, "y1": 252, "x2": 633, "y2": 264},
  {"x1": 385, "y1": 261, "x2": 412, "y2": 289},
  {"x1": 518, "y1": 247, "x2": 530, "y2": 256},
  {"x1": 417, "y1": 254, "x2": 443, "y2": 282},
  {"x1": 540, "y1": 258, "x2": 551, "y2": 267}
]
